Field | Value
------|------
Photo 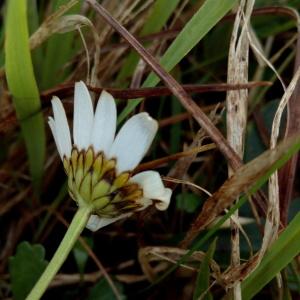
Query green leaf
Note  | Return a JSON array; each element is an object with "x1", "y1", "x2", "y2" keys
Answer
[
  {"x1": 176, "y1": 193, "x2": 202, "y2": 213},
  {"x1": 27, "y1": 0, "x2": 39, "y2": 35},
  {"x1": 73, "y1": 237, "x2": 93, "y2": 275},
  {"x1": 5, "y1": 0, "x2": 45, "y2": 190},
  {"x1": 9, "y1": 242, "x2": 48, "y2": 300},
  {"x1": 241, "y1": 212, "x2": 300, "y2": 300},
  {"x1": 87, "y1": 278, "x2": 126, "y2": 300},
  {"x1": 118, "y1": 0, "x2": 237, "y2": 123},
  {"x1": 193, "y1": 239, "x2": 216, "y2": 300}
]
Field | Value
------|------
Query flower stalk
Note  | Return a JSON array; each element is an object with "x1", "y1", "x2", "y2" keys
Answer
[
  {"x1": 25, "y1": 206, "x2": 91, "y2": 300},
  {"x1": 26, "y1": 81, "x2": 172, "y2": 299}
]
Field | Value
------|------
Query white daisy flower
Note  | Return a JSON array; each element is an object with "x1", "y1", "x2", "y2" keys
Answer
[{"x1": 48, "y1": 81, "x2": 172, "y2": 232}]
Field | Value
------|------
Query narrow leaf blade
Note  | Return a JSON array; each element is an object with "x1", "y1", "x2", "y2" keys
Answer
[
  {"x1": 5, "y1": 0, "x2": 45, "y2": 188},
  {"x1": 241, "y1": 212, "x2": 300, "y2": 299},
  {"x1": 193, "y1": 239, "x2": 216, "y2": 300}
]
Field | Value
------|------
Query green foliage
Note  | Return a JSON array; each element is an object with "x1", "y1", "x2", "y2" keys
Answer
[
  {"x1": 118, "y1": 0, "x2": 237, "y2": 123},
  {"x1": 5, "y1": 0, "x2": 45, "y2": 190},
  {"x1": 242, "y1": 212, "x2": 300, "y2": 299},
  {"x1": 3, "y1": 0, "x2": 300, "y2": 298},
  {"x1": 87, "y1": 278, "x2": 126, "y2": 300},
  {"x1": 73, "y1": 237, "x2": 93, "y2": 275},
  {"x1": 27, "y1": 0, "x2": 39, "y2": 35},
  {"x1": 9, "y1": 242, "x2": 48, "y2": 300},
  {"x1": 193, "y1": 239, "x2": 216, "y2": 300},
  {"x1": 143, "y1": 0, "x2": 237, "y2": 86},
  {"x1": 176, "y1": 193, "x2": 202, "y2": 213}
]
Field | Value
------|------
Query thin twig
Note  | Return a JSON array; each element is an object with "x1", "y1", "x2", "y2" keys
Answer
[
  {"x1": 135, "y1": 143, "x2": 216, "y2": 172},
  {"x1": 40, "y1": 81, "x2": 271, "y2": 102}
]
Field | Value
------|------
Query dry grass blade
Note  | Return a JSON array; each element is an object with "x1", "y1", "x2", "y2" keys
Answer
[
  {"x1": 166, "y1": 106, "x2": 221, "y2": 193},
  {"x1": 138, "y1": 246, "x2": 221, "y2": 283},
  {"x1": 181, "y1": 135, "x2": 300, "y2": 247},
  {"x1": 29, "y1": 0, "x2": 79, "y2": 49},
  {"x1": 135, "y1": 143, "x2": 215, "y2": 172},
  {"x1": 226, "y1": 1, "x2": 253, "y2": 298},
  {"x1": 30, "y1": 7, "x2": 101, "y2": 86},
  {"x1": 31, "y1": 15, "x2": 93, "y2": 47},
  {"x1": 278, "y1": 10, "x2": 300, "y2": 225},
  {"x1": 86, "y1": 0, "x2": 243, "y2": 171},
  {"x1": 263, "y1": 65, "x2": 300, "y2": 256}
]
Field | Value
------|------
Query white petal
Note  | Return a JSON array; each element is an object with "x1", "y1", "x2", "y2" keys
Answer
[
  {"x1": 48, "y1": 117, "x2": 63, "y2": 159},
  {"x1": 91, "y1": 90, "x2": 116, "y2": 156},
  {"x1": 73, "y1": 81, "x2": 94, "y2": 150},
  {"x1": 155, "y1": 189, "x2": 172, "y2": 210},
  {"x1": 136, "y1": 197, "x2": 153, "y2": 210},
  {"x1": 86, "y1": 213, "x2": 132, "y2": 232},
  {"x1": 51, "y1": 97, "x2": 72, "y2": 159},
  {"x1": 109, "y1": 113, "x2": 158, "y2": 173},
  {"x1": 131, "y1": 171, "x2": 172, "y2": 210}
]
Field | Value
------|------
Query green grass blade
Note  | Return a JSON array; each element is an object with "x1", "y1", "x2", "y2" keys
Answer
[
  {"x1": 241, "y1": 212, "x2": 300, "y2": 299},
  {"x1": 193, "y1": 239, "x2": 216, "y2": 300},
  {"x1": 27, "y1": 0, "x2": 39, "y2": 35},
  {"x1": 116, "y1": 0, "x2": 181, "y2": 84},
  {"x1": 143, "y1": 0, "x2": 237, "y2": 86},
  {"x1": 5, "y1": 0, "x2": 45, "y2": 190},
  {"x1": 118, "y1": 0, "x2": 237, "y2": 123}
]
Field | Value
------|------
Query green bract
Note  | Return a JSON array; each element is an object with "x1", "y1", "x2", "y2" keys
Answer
[{"x1": 64, "y1": 146, "x2": 143, "y2": 217}]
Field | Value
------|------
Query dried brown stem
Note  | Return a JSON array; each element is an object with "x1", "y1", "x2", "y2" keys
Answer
[
  {"x1": 135, "y1": 143, "x2": 216, "y2": 172},
  {"x1": 40, "y1": 81, "x2": 271, "y2": 103}
]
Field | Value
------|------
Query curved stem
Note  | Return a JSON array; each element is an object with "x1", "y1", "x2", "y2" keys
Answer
[{"x1": 26, "y1": 206, "x2": 91, "y2": 300}]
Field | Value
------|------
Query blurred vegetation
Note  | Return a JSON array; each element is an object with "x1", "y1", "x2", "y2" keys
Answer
[{"x1": 0, "y1": 0, "x2": 300, "y2": 299}]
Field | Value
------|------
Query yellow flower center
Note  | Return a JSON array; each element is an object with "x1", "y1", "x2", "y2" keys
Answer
[{"x1": 63, "y1": 147, "x2": 143, "y2": 217}]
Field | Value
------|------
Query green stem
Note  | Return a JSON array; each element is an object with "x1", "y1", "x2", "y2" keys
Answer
[{"x1": 26, "y1": 206, "x2": 91, "y2": 300}]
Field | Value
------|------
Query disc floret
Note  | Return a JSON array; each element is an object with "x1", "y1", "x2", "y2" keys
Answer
[{"x1": 63, "y1": 146, "x2": 144, "y2": 217}]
